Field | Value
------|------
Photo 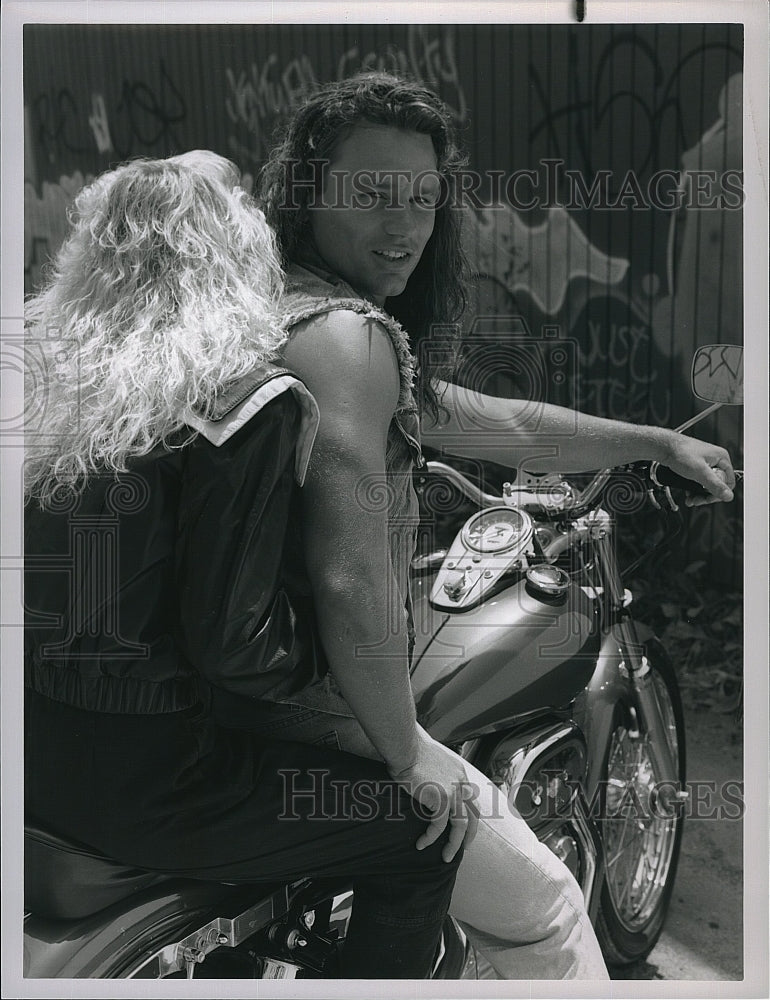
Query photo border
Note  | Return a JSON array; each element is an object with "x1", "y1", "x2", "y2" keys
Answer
[{"x1": 2, "y1": 3, "x2": 767, "y2": 998}]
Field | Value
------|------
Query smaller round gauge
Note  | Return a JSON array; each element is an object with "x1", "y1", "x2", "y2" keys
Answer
[{"x1": 461, "y1": 507, "x2": 533, "y2": 554}]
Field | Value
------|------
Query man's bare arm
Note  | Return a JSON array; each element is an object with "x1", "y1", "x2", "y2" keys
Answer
[
  {"x1": 282, "y1": 310, "x2": 420, "y2": 772},
  {"x1": 422, "y1": 379, "x2": 734, "y2": 502},
  {"x1": 281, "y1": 313, "x2": 478, "y2": 859}
]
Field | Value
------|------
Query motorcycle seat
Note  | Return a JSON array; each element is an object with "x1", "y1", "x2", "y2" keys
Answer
[{"x1": 25, "y1": 820, "x2": 169, "y2": 920}]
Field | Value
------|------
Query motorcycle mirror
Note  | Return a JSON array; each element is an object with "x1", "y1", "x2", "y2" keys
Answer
[{"x1": 691, "y1": 345, "x2": 744, "y2": 405}]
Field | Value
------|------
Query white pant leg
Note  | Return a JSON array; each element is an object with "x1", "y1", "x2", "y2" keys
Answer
[
  {"x1": 265, "y1": 706, "x2": 610, "y2": 981},
  {"x1": 448, "y1": 751, "x2": 609, "y2": 980}
]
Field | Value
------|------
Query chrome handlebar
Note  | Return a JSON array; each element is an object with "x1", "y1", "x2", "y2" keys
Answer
[
  {"x1": 421, "y1": 459, "x2": 700, "y2": 520},
  {"x1": 421, "y1": 461, "x2": 503, "y2": 508},
  {"x1": 423, "y1": 460, "x2": 593, "y2": 517}
]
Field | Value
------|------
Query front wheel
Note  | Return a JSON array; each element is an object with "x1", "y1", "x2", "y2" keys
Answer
[{"x1": 596, "y1": 645, "x2": 686, "y2": 965}]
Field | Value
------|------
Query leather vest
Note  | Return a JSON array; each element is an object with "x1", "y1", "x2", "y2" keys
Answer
[{"x1": 24, "y1": 363, "x2": 320, "y2": 714}]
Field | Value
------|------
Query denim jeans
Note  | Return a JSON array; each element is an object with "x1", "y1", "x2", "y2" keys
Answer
[
  {"x1": 231, "y1": 697, "x2": 611, "y2": 981},
  {"x1": 24, "y1": 690, "x2": 461, "y2": 979}
]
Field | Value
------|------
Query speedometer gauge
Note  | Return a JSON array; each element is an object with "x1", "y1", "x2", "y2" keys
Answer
[
  {"x1": 431, "y1": 505, "x2": 536, "y2": 609},
  {"x1": 461, "y1": 507, "x2": 532, "y2": 554}
]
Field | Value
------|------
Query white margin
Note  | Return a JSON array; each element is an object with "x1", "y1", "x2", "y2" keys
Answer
[{"x1": 2, "y1": 3, "x2": 767, "y2": 1000}]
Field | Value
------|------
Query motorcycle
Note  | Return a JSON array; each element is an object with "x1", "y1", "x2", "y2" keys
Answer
[{"x1": 23, "y1": 344, "x2": 742, "y2": 979}]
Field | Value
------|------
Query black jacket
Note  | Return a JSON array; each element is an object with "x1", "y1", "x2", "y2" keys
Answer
[{"x1": 24, "y1": 364, "x2": 324, "y2": 714}]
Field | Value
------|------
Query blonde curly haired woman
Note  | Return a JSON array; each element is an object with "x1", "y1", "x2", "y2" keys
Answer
[{"x1": 23, "y1": 151, "x2": 462, "y2": 980}]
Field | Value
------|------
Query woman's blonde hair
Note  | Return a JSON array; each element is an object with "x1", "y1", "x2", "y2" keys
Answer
[{"x1": 25, "y1": 150, "x2": 286, "y2": 505}]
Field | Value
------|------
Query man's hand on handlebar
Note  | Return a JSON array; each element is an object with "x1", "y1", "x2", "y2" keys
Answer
[{"x1": 662, "y1": 434, "x2": 735, "y2": 507}]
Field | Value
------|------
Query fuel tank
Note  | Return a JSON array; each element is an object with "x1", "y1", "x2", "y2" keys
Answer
[{"x1": 410, "y1": 573, "x2": 600, "y2": 744}]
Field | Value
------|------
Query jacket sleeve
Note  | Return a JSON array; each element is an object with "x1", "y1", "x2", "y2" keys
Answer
[{"x1": 175, "y1": 392, "x2": 311, "y2": 698}]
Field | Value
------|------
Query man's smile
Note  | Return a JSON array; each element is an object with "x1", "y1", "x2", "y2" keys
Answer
[{"x1": 373, "y1": 249, "x2": 412, "y2": 261}]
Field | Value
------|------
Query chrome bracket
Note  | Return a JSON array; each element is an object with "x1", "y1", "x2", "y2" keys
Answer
[{"x1": 128, "y1": 884, "x2": 294, "y2": 978}]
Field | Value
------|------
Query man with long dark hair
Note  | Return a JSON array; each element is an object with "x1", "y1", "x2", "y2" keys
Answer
[{"x1": 247, "y1": 73, "x2": 735, "y2": 979}]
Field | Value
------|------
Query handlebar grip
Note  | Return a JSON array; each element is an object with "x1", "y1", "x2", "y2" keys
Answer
[{"x1": 651, "y1": 463, "x2": 711, "y2": 496}]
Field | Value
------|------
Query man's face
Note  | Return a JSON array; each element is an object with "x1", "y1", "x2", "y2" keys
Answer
[{"x1": 309, "y1": 123, "x2": 440, "y2": 306}]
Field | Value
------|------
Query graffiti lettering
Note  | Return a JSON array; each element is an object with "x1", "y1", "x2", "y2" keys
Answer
[
  {"x1": 585, "y1": 320, "x2": 649, "y2": 382},
  {"x1": 88, "y1": 93, "x2": 113, "y2": 154},
  {"x1": 225, "y1": 55, "x2": 318, "y2": 162},
  {"x1": 578, "y1": 376, "x2": 669, "y2": 425},
  {"x1": 226, "y1": 26, "x2": 467, "y2": 165},
  {"x1": 529, "y1": 33, "x2": 742, "y2": 188},
  {"x1": 31, "y1": 88, "x2": 92, "y2": 160},
  {"x1": 225, "y1": 55, "x2": 317, "y2": 133},
  {"x1": 110, "y1": 60, "x2": 187, "y2": 158},
  {"x1": 29, "y1": 62, "x2": 186, "y2": 164},
  {"x1": 581, "y1": 320, "x2": 670, "y2": 424},
  {"x1": 338, "y1": 26, "x2": 467, "y2": 122}
]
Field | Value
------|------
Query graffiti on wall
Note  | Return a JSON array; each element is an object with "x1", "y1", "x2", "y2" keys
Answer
[
  {"x1": 21, "y1": 27, "x2": 744, "y2": 577},
  {"x1": 651, "y1": 73, "x2": 743, "y2": 370},
  {"x1": 30, "y1": 60, "x2": 186, "y2": 166},
  {"x1": 225, "y1": 55, "x2": 318, "y2": 163},
  {"x1": 528, "y1": 32, "x2": 742, "y2": 186},
  {"x1": 24, "y1": 172, "x2": 94, "y2": 291},
  {"x1": 24, "y1": 32, "x2": 742, "y2": 406},
  {"x1": 466, "y1": 69, "x2": 742, "y2": 411},
  {"x1": 459, "y1": 67, "x2": 743, "y2": 571},
  {"x1": 461, "y1": 204, "x2": 674, "y2": 425},
  {"x1": 225, "y1": 24, "x2": 467, "y2": 164},
  {"x1": 467, "y1": 204, "x2": 629, "y2": 317},
  {"x1": 26, "y1": 57, "x2": 188, "y2": 291},
  {"x1": 24, "y1": 27, "x2": 468, "y2": 286}
]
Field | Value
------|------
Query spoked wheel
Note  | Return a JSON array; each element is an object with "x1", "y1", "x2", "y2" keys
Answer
[{"x1": 596, "y1": 647, "x2": 686, "y2": 965}]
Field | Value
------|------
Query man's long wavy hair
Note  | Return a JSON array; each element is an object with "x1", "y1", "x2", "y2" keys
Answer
[
  {"x1": 259, "y1": 72, "x2": 468, "y2": 421},
  {"x1": 24, "y1": 151, "x2": 286, "y2": 506}
]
